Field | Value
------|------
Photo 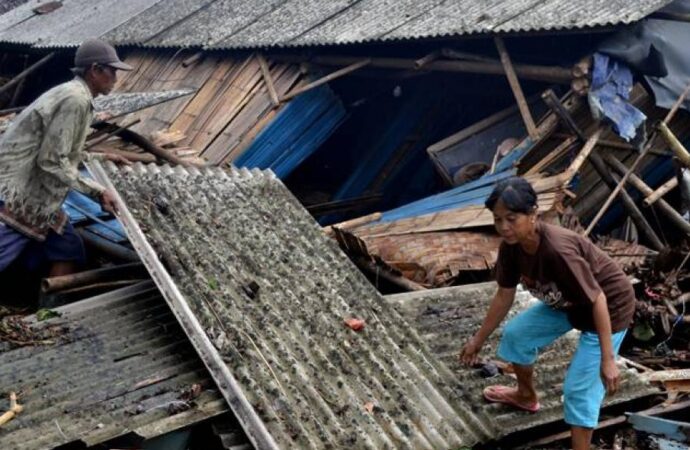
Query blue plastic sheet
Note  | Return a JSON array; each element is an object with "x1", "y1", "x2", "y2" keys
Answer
[{"x1": 588, "y1": 53, "x2": 647, "y2": 142}]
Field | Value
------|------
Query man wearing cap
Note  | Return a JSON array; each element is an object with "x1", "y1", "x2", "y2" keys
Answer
[{"x1": 0, "y1": 39, "x2": 132, "y2": 279}]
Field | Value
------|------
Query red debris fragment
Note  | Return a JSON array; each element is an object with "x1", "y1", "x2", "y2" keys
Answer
[{"x1": 344, "y1": 318, "x2": 365, "y2": 331}]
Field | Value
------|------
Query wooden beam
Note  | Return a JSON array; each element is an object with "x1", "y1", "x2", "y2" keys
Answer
[
  {"x1": 494, "y1": 37, "x2": 538, "y2": 140},
  {"x1": 542, "y1": 89, "x2": 586, "y2": 141},
  {"x1": 428, "y1": 101, "x2": 523, "y2": 154},
  {"x1": 258, "y1": 54, "x2": 280, "y2": 107},
  {"x1": 271, "y1": 54, "x2": 573, "y2": 84},
  {"x1": 604, "y1": 153, "x2": 690, "y2": 237},
  {"x1": 0, "y1": 53, "x2": 54, "y2": 98},
  {"x1": 524, "y1": 398, "x2": 690, "y2": 447},
  {"x1": 589, "y1": 151, "x2": 664, "y2": 250},
  {"x1": 584, "y1": 144, "x2": 648, "y2": 236},
  {"x1": 280, "y1": 59, "x2": 371, "y2": 102},
  {"x1": 84, "y1": 118, "x2": 141, "y2": 150},
  {"x1": 644, "y1": 177, "x2": 678, "y2": 207},
  {"x1": 584, "y1": 81, "x2": 690, "y2": 236}
]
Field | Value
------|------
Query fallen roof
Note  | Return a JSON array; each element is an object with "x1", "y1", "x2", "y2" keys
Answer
[
  {"x1": 88, "y1": 160, "x2": 501, "y2": 449},
  {"x1": 0, "y1": 0, "x2": 673, "y2": 49},
  {"x1": 0, "y1": 282, "x2": 228, "y2": 450},
  {"x1": 385, "y1": 283, "x2": 660, "y2": 436}
]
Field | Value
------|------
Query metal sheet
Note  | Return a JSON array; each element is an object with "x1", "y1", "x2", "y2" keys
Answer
[
  {"x1": 89, "y1": 160, "x2": 499, "y2": 449},
  {"x1": 0, "y1": 282, "x2": 228, "y2": 450}
]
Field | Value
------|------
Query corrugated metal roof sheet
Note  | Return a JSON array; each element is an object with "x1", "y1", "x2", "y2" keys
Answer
[
  {"x1": 386, "y1": 283, "x2": 659, "y2": 436},
  {"x1": 0, "y1": 0, "x2": 673, "y2": 49},
  {"x1": 88, "y1": 161, "x2": 500, "y2": 449},
  {"x1": 0, "y1": 282, "x2": 229, "y2": 450}
]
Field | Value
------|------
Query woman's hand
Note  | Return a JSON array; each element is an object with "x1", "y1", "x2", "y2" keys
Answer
[
  {"x1": 459, "y1": 335, "x2": 484, "y2": 366},
  {"x1": 600, "y1": 356, "x2": 620, "y2": 395}
]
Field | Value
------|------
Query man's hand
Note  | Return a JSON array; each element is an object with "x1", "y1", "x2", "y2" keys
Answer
[
  {"x1": 100, "y1": 190, "x2": 119, "y2": 215},
  {"x1": 459, "y1": 335, "x2": 484, "y2": 366},
  {"x1": 601, "y1": 356, "x2": 620, "y2": 395},
  {"x1": 103, "y1": 153, "x2": 131, "y2": 165}
]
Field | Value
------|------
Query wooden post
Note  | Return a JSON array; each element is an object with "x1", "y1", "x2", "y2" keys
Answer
[
  {"x1": 541, "y1": 89, "x2": 586, "y2": 141},
  {"x1": 589, "y1": 152, "x2": 664, "y2": 250},
  {"x1": 584, "y1": 143, "x2": 648, "y2": 237},
  {"x1": 644, "y1": 177, "x2": 678, "y2": 207},
  {"x1": 0, "y1": 53, "x2": 54, "y2": 98},
  {"x1": 585, "y1": 83, "x2": 690, "y2": 236},
  {"x1": 604, "y1": 153, "x2": 690, "y2": 236},
  {"x1": 494, "y1": 37, "x2": 538, "y2": 140},
  {"x1": 280, "y1": 59, "x2": 371, "y2": 102},
  {"x1": 258, "y1": 54, "x2": 280, "y2": 107}
]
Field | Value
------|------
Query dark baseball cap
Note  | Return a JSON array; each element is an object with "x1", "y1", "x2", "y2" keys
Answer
[{"x1": 74, "y1": 39, "x2": 132, "y2": 71}]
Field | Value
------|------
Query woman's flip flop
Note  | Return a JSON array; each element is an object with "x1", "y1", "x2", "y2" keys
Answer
[{"x1": 483, "y1": 385, "x2": 540, "y2": 413}]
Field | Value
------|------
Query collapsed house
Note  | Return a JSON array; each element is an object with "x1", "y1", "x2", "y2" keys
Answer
[{"x1": 1, "y1": 0, "x2": 690, "y2": 449}]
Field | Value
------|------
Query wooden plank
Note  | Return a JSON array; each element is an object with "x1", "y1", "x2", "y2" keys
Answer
[
  {"x1": 204, "y1": 64, "x2": 298, "y2": 164},
  {"x1": 188, "y1": 56, "x2": 264, "y2": 151},
  {"x1": 258, "y1": 54, "x2": 280, "y2": 107},
  {"x1": 494, "y1": 37, "x2": 538, "y2": 140},
  {"x1": 170, "y1": 58, "x2": 241, "y2": 138}
]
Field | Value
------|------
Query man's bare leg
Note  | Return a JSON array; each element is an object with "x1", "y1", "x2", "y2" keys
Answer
[
  {"x1": 571, "y1": 426, "x2": 593, "y2": 450},
  {"x1": 49, "y1": 261, "x2": 77, "y2": 277}
]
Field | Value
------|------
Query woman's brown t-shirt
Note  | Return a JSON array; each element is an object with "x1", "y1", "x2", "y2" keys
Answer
[{"x1": 495, "y1": 222, "x2": 635, "y2": 332}]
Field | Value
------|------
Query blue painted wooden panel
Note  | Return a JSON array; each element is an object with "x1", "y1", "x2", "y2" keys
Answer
[{"x1": 236, "y1": 84, "x2": 346, "y2": 178}]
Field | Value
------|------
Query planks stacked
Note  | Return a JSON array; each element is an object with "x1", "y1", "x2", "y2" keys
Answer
[
  {"x1": 112, "y1": 50, "x2": 305, "y2": 165},
  {"x1": 93, "y1": 161, "x2": 499, "y2": 449}
]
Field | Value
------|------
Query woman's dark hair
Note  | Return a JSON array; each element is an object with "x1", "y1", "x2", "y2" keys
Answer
[{"x1": 485, "y1": 176, "x2": 537, "y2": 213}]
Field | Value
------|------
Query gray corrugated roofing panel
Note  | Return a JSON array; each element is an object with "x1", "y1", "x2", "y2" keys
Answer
[
  {"x1": 0, "y1": 0, "x2": 673, "y2": 50},
  {"x1": 215, "y1": 0, "x2": 359, "y2": 49},
  {"x1": 93, "y1": 89, "x2": 196, "y2": 119},
  {"x1": 102, "y1": 0, "x2": 216, "y2": 46},
  {"x1": 89, "y1": 161, "x2": 499, "y2": 449},
  {"x1": 239, "y1": 0, "x2": 445, "y2": 48},
  {"x1": 0, "y1": 0, "x2": 161, "y2": 47},
  {"x1": 0, "y1": 0, "x2": 29, "y2": 16},
  {"x1": 142, "y1": 0, "x2": 286, "y2": 49},
  {"x1": 0, "y1": 282, "x2": 228, "y2": 450},
  {"x1": 386, "y1": 283, "x2": 659, "y2": 436}
]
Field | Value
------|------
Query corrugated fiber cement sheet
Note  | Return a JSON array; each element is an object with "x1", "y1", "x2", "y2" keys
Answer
[{"x1": 89, "y1": 161, "x2": 497, "y2": 449}]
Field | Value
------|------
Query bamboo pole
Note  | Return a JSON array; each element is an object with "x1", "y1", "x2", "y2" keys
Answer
[
  {"x1": 0, "y1": 393, "x2": 23, "y2": 427},
  {"x1": 644, "y1": 177, "x2": 678, "y2": 207},
  {"x1": 42, "y1": 262, "x2": 146, "y2": 293},
  {"x1": 495, "y1": 37, "x2": 538, "y2": 140},
  {"x1": 658, "y1": 122, "x2": 690, "y2": 167},
  {"x1": 280, "y1": 59, "x2": 371, "y2": 102}
]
